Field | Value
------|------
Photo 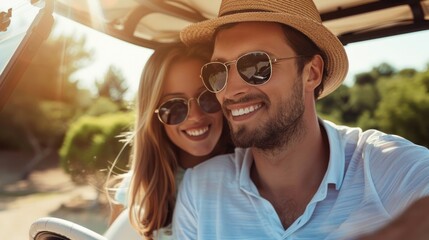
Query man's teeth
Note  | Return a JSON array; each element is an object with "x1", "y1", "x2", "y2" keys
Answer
[
  {"x1": 186, "y1": 127, "x2": 209, "y2": 136},
  {"x1": 231, "y1": 104, "x2": 261, "y2": 117}
]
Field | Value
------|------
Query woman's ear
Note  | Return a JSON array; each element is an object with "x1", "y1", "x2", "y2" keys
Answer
[{"x1": 304, "y1": 55, "x2": 324, "y2": 92}]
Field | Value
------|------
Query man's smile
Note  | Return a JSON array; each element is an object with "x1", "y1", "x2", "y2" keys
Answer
[{"x1": 230, "y1": 103, "x2": 262, "y2": 117}]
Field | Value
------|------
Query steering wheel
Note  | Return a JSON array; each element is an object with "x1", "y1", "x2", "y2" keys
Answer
[{"x1": 29, "y1": 217, "x2": 107, "y2": 240}]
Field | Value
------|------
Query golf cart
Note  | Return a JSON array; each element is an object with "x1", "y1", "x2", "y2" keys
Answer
[{"x1": 1, "y1": 0, "x2": 428, "y2": 239}]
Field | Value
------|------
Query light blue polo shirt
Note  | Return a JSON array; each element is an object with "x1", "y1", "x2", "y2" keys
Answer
[{"x1": 173, "y1": 120, "x2": 429, "y2": 239}]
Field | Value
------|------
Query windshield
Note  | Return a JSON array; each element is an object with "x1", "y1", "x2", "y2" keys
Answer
[{"x1": 0, "y1": 1, "x2": 39, "y2": 73}]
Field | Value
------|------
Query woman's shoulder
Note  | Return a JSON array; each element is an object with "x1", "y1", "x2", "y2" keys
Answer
[{"x1": 114, "y1": 171, "x2": 133, "y2": 205}]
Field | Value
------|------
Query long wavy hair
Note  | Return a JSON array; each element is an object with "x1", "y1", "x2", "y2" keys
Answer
[{"x1": 126, "y1": 43, "x2": 232, "y2": 239}]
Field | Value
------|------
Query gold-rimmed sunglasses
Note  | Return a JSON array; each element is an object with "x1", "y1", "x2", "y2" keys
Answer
[{"x1": 154, "y1": 90, "x2": 221, "y2": 125}]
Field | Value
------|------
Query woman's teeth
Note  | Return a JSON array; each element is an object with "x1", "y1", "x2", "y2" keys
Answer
[
  {"x1": 231, "y1": 104, "x2": 262, "y2": 117},
  {"x1": 186, "y1": 126, "x2": 209, "y2": 136}
]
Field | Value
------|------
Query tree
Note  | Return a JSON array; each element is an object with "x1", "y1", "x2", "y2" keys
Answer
[
  {"x1": 85, "y1": 97, "x2": 120, "y2": 117},
  {"x1": 375, "y1": 71, "x2": 429, "y2": 147},
  {"x1": 349, "y1": 83, "x2": 380, "y2": 123},
  {"x1": 95, "y1": 65, "x2": 128, "y2": 108},
  {"x1": 371, "y1": 62, "x2": 396, "y2": 79},
  {"x1": 317, "y1": 84, "x2": 350, "y2": 124},
  {"x1": 318, "y1": 63, "x2": 428, "y2": 147},
  {"x1": 355, "y1": 72, "x2": 377, "y2": 86},
  {"x1": 0, "y1": 32, "x2": 93, "y2": 178}
]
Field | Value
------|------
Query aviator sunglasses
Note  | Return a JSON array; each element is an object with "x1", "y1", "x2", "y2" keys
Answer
[
  {"x1": 201, "y1": 51, "x2": 305, "y2": 93},
  {"x1": 154, "y1": 90, "x2": 221, "y2": 125}
]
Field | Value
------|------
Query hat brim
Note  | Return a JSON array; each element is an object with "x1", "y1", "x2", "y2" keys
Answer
[{"x1": 181, "y1": 12, "x2": 349, "y2": 98}]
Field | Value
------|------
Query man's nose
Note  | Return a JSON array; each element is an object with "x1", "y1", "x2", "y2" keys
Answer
[{"x1": 222, "y1": 65, "x2": 250, "y2": 100}]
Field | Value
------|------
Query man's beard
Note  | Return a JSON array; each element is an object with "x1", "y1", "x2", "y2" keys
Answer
[{"x1": 228, "y1": 77, "x2": 305, "y2": 151}]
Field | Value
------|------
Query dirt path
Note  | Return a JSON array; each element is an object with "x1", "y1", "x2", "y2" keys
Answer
[{"x1": 0, "y1": 167, "x2": 109, "y2": 240}]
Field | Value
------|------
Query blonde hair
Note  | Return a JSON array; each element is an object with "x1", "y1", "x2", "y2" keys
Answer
[{"x1": 127, "y1": 43, "x2": 223, "y2": 239}]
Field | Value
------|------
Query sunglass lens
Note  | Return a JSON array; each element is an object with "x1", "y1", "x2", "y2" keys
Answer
[
  {"x1": 158, "y1": 100, "x2": 187, "y2": 125},
  {"x1": 199, "y1": 91, "x2": 221, "y2": 113},
  {"x1": 237, "y1": 52, "x2": 271, "y2": 85},
  {"x1": 202, "y1": 63, "x2": 227, "y2": 93}
]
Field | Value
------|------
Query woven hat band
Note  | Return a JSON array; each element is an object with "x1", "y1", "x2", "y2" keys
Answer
[{"x1": 219, "y1": 0, "x2": 322, "y2": 22}]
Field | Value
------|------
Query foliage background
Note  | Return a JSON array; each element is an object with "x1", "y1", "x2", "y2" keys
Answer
[
  {"x1": 0, "y1": 30, "x2": 133, "y2": 183},
  {"x1": 317, "y1": 63, "x2": 429, "y2": 148}
]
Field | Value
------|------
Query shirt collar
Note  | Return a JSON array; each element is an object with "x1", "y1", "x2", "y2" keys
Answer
[
  {"x1": 320, "y1": 119, "x2": 346, "y2": 190},
  {"x1": 239, "y1": 148, "x2": 258, "y2": 194},
  {"x1": 238, "y1": 120, "x2": 346, "y2": 192}
]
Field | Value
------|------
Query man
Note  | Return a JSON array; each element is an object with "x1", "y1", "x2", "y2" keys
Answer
[{"x1": 173, "y1": 0, "x2": 429, "y2": 239}]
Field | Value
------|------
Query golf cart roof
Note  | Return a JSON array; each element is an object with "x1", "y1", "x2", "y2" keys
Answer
[{"x1": 53, "y1": 0, "x2": 429, "y2": 48}]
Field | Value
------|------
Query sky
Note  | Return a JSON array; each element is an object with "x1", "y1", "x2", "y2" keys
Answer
[{"x1": 53, "y1": 15, "x2": 429, "y2": 100}]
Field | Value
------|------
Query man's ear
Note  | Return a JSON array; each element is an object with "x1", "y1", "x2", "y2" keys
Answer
[{"x1": 304, "y1": 55, "x2": 324, "y2": 92}]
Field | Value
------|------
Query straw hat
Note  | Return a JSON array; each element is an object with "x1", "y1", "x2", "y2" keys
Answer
[{"x1": 180, "y1": 0, "x2": 349, "y2": 98}]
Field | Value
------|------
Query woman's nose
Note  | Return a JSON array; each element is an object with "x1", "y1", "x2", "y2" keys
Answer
[{"x1": 186, "y1": 99, "x2": 205, "y2": 121}]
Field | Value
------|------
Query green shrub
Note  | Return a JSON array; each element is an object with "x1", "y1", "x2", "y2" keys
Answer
[
  {"x1": 59, "y1": 112, "x2": 133, "y2": 184},
  {"x1": 85, "y1": 97, "x2": 120, "y2": 116}
]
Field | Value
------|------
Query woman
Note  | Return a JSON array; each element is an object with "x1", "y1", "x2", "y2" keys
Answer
[{"x1": 105, "y1": 43, "x2": 233, "y2": 240}]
